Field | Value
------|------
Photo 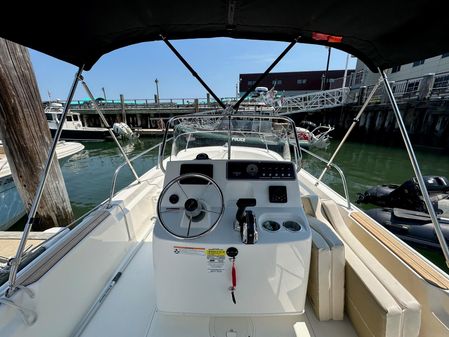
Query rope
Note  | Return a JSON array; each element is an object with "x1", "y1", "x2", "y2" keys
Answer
[{"x1": 0, "y1": 286, "x2": 37, "y2": 325}]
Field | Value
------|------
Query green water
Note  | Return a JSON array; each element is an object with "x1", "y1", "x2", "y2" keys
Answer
[
  {"x1": 302, "y1": 141, "x2": 449, "y2": 273},
  {"x1": 11, "y1": 137, "x2": 449, "y2": 273}
]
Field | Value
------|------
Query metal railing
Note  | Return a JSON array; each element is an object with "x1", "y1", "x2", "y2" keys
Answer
[
  {"x1": 277, "y1": 87, "x2": 350, "y2": 115},
  {"x1": 300, "y1": 147, "x2": 351, "y2": 209},
  {"x1": 57, "y1": 97, "x2": 240, "y2": 110},
  {"x1": 159, "y1": 114, "x2": 303, "y2": 171},
  {"x1": 108, "y1": 142, "x2": 165, "y2": 206}
]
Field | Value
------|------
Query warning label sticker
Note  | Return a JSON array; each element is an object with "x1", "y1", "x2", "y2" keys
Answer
[
  {"x1": 173, "y1": 246, "x2": 205, "y2": 256},
  {"x1": 206, "y1": 248, "x2": 226, "y2": 273}
]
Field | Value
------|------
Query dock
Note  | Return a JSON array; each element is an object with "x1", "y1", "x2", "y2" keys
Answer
[{"x1": 0, "y1": 232, "x2": 52, "y2": 258}]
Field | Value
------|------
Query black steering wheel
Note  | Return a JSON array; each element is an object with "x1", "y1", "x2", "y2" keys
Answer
[{"x1": 157, "y1": 173, "x2": 224, "y2": 239}]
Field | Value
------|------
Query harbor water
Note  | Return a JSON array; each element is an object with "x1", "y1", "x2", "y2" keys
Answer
[{"x1": 8, "y1": 137, "x2": 449, "y2": 273}]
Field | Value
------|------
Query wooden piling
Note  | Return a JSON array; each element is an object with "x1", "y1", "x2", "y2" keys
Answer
[
  {"x1": 0, "y1": 38, "x2": 74, "y2": 230},
  {"x1": 120, "y1": 94, "x2": 126, "y2": 123}
]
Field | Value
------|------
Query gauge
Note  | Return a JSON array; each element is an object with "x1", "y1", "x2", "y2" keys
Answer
[
  {"x1": 283, "y1": 221, "x2": 301, "y2": 232},
  {"x1": 246, "y1": 163, "x2": 259, "y2": 176},
  {"x1": 262, "y1": 220, "x2": 280, "y2": 232}
]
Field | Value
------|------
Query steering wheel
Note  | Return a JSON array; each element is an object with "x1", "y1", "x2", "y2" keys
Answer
[{"x1": 157, "y1": 173, "x2": 224, "y2": 239}]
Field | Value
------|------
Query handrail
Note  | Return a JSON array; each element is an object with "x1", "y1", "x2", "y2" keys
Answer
[
  {"x1": 300, "y1": 147, "x2": 351, "y2": 209},
  {"x1": 108, "y1": 142, "x2": 164, "y2": 206},
  {"x1": 159, "y1": 114, "x2": 303, "y2": 171}
]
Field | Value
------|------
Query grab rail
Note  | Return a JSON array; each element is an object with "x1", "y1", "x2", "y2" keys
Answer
[
  {"x1": 108, "y1": 142, "x2": 163, "y2": 206},
  {"x1": 159, "y1": 114, "x2": 302, "y2": 170},
  {"x1": 300, "y1": 147, "x2": 351, "y2": 209}
]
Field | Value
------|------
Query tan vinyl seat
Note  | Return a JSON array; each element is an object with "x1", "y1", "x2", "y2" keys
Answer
[
  {"x1": 320, "y1": 199, "x2": 421, "y2": 337},
  {"x1": 307, "y1": 218, "x2": 345, "y2": 321}
]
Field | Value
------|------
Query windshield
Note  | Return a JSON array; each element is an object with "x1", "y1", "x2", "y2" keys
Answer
[{"x1": 163, "y1": 114, "x2": 301, "y2": 165}]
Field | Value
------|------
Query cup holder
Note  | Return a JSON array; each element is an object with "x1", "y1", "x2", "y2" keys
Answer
[
  {"x1": 262, "y1": 220, "x2": 281, "y2": 232},
  {"x1": 282, "y1": 221, "x2": 301, "y2": 232}
]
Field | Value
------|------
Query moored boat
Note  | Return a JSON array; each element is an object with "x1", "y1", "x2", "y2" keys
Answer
[{"x1": 0, "y1": 141, "x2": 85, "y2": 230}]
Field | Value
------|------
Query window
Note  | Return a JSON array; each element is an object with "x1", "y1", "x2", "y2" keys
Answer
[
  {"x1": 442, "y1": 53, "x2": 449, "y2": 58},
  {"x1": 272, "y1": 80, "x2": 282, "y2": 85},
  {"x1": 66, "y1": 116, "x2": 73, "y2": 121},
  {"x1": 73, "y1": 115, "x2": 79, "y2": 121},
  {"x1": 296, "y1": 79, "x2": 307, "y2": 85},
  {"x1": 405, "y1": 80, "x2": 420, "y2": 93},
  {"x1": 391, "y1": 65, "x2": 401, "y2": 73},
  {"x1": 412, "y1": 60, "x2": 425, "y2": 67},
  {"x1": 434, "y1": 74, "x2": 449, "y2": 88},
  {"x1": 354, "y1": 70, "x2": 364, "y2": 85},
  {"x1": 247, "y1": 80, "x2": 256, "y2": 86},
  {"x1": 46, "y1": 114, "x2": 53, "y2": 121}
]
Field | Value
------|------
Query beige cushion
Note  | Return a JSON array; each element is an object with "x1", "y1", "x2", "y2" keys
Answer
[
  {"x1": 345, "y1": 248, "x2": 403, "y2": 337},
  {"x1": 321, "y1": 199, "x2": 421, "y2": 337},
  {"x1": 308, "y1": 229, "x2": 332, "y2": 320},
  {"x1": 307, "y1": 217, "x2": 345, "y2": 321}
]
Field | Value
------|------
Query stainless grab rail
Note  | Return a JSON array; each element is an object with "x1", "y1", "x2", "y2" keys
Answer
[
  {"x1": 159, "y1": 114, "x2": 303, "y2": 171},
  {"x1": 108, "y1": 142, "x2": 163, "y2": 206},
  {"x1": 300, "y1": 147, "x2": 351, "y2": 209}
]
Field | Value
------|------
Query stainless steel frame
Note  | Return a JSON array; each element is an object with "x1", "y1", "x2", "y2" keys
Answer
[
  {"x1": 301, "y1": 147, "x2": 351, "y2": 209},
  {"x1": 316, "y1": 76, "x2": 383, "y2": 183},
  {"x1": 108, "y1": 142, "x2": 164, "y2": 206},
  {"x1": 380, "y1": 69, "x2": 449, "y2": 267},
  {"x1": 81, "y1": 79, "x2": 140, "y2": 183},
  {"x1": 6, "y1": 66, "x2": 84, "y2": 297},
  {"x1": 158, "y1": 114, "x2": 303, "y2": 171}
]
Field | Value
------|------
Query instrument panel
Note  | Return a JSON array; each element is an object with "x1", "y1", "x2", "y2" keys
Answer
[{"x1": 227, "y1": 161, "x2": 295, "y2": 180}]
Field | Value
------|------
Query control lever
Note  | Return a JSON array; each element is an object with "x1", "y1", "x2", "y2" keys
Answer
[
  {"x1": 235, "y1": 198, "x2": 256, "y2": 230},
  {"x1": 242, "y1": 211, "x2": 258, "y2": 244},
  {"x1": 235, "y1": 198, "x2": 257, "y2": 244}
]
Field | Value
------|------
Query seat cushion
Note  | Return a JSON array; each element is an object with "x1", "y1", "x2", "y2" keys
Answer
[{"x1": 307, "y1": 216, "x2": 345, "y2": 321}]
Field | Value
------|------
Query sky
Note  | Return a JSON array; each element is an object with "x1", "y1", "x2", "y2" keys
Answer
[{"x1": 29, "y1": 38, "x2": 357, "y2": 101}]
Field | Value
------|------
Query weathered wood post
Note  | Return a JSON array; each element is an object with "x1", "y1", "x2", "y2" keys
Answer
[
  {"x1": 0, "y1": 38, "x2": 74, "y2": 230},
  {"x1": 194, "y1": 98, "x2": 199, "y2": 113},
  {"x1": 120, "y1": 94, "x2": 126, "y2": 123}
]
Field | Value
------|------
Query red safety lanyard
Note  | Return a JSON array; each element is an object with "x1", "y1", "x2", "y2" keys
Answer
[{"x1": 231, "y1": 257, "x2": 237, "y2": 304}]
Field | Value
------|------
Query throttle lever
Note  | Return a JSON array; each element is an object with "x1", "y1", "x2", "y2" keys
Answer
[{"x1": 235, "y1": 198, "x2": 256, "y2": 227}]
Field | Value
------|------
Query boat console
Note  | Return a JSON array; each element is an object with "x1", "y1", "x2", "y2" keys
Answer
[{"x1": 153, "y1": 157, "x2": 311, "y2": 315}]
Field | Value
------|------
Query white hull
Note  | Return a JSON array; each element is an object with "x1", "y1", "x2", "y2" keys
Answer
[
  {"x1": 0, "y1": 141, "x2": 85, "y2": 230},
  {"x1": 1, "y1": 145, "x2": 448, "y2": 337}
]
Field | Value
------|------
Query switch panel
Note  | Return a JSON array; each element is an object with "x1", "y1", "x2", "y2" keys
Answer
[{"x1": 269, "y1": 185, "x2": 288, "y2": 203}]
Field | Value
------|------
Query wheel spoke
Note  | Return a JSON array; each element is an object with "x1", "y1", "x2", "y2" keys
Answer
[
  {"x1": 186, "y1": 217, "x2": 192, "y2": 237},
  {"x1": 160, "y1": 207, "x2": 185, "y2": 213},
  {"x1": 176, "y1": 181, "x2": 189, "y2": 198},
  {"x1": 203, "y1": 208, "x2": 220, "y2": 214}
]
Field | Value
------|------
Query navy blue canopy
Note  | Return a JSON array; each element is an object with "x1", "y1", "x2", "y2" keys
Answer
[{"x1": 1, "y1": 0, "x2": 447, "y2": 71}]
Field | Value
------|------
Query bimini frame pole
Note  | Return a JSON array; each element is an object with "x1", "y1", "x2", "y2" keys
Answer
[
  {"x1": 6, "y1": 66, "x2": 84, "y2": 297},
  {"x1": 380, "y1": 69, "x2": 449, "y2": 267},
  {"x1": 80, "y1": 78, "x2": 140, "y2": 184},
  {"x1": 160, "y1": 35, "x2": 226, "y2": 110},
  {"x1": 232, "y1": 37, "x2": 300, "y2": 112},
  {"x1": 316, "y1": 76, "x2": 383, "y2": 185}
]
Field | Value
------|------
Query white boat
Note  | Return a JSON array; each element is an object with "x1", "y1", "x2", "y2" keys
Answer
[
  {"x1": 45, "y1": 102, "x2": 114, "y2": 141},
  {"x1": 296, "y1": 122, "x2": 335, "y2": 149},
  {"x1": 0, "y1": 141, "x2": 85, "y2": 231},
  {"x1": 1, "y1": 3, "x2": 449, "y2": 337}
]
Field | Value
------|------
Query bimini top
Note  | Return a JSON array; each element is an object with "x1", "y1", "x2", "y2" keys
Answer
[{"x1": 1, "y1": 0, "x2": 448, "y2": 71}]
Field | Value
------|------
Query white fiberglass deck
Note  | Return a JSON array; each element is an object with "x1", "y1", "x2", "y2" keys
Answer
[{"x1": 79, "y1": 231, "x2": 358, "y2": 337}]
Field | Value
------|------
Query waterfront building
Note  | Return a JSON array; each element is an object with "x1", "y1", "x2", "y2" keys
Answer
[{"x1": 239, "y1": 70, "x2": 354, "y2": 97}]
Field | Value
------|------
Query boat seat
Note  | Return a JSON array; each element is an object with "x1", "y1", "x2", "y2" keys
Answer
[
  {"x1": 307, "y1": 217, "x2": 345, "y2": 321},
  {"x1": 319, "y1": 199, "x2": 421, "y2": 337}
]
